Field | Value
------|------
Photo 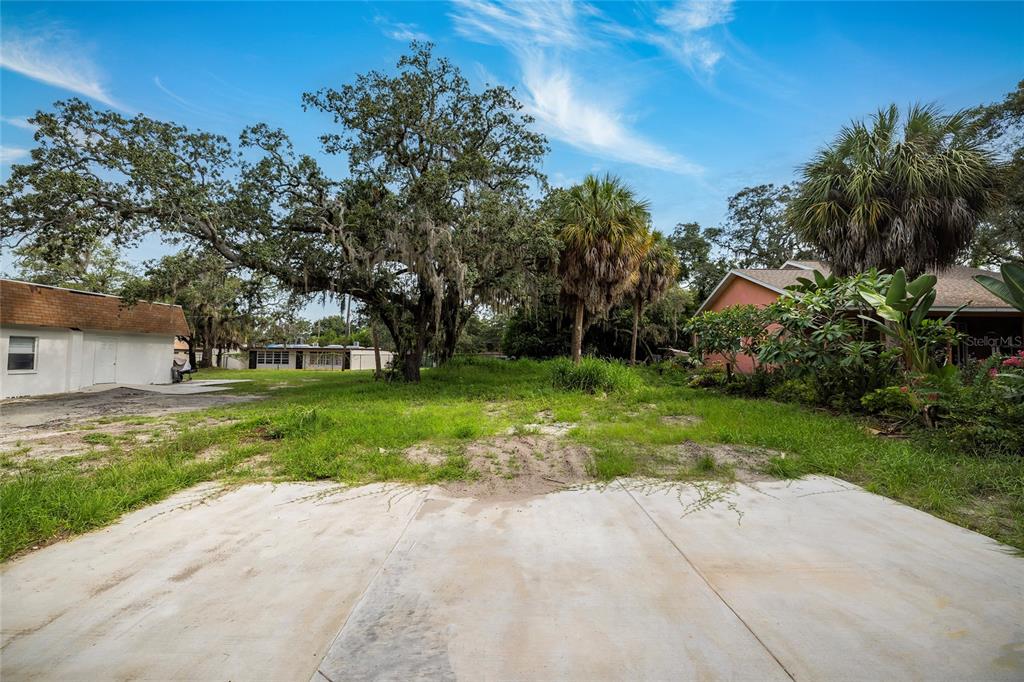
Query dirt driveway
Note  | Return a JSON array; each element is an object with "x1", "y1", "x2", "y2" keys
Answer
[
  {"x1": 2, "y1": 477, "x2": 1021, "y2": 681},
  {"x1": 0, "y1": 386, "x2": 259, "y2": 466},
  {"x1": 0, "y1": 385, "x2": 256, "y2": 429}
]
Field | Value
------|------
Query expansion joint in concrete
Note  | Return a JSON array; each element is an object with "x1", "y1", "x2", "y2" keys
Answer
[
  {"x1": 619, "y1": 481, "x2": 797, "y2": 681},
  {"x1": 310, "y1": 491, "x2": 428, "y2": 679}
]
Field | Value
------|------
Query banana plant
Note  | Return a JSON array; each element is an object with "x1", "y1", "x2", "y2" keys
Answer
[
  {"x1": 974, "y1": 262, "x2": 1024, "y2": 312},
  {"x1": 974, "y1": 263, "x2": 1024, "y2": 395},
  {"x1": 858, "y1": 268, "x2": 963, "y2": 373}
]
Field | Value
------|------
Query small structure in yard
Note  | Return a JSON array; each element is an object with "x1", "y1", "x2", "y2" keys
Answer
[
  {"x1": 695, "y1": 260, "x2": 1024, "y2": 372},
  {"x1": 1, "y1": 279, "x2": 189, "y2": 398},
  {"x1": 246, "y1": 344, "x2": 394, "y2": 371}
]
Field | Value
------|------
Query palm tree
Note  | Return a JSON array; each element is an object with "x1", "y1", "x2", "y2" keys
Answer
[
  {"x1": 556, "y1": 175, "x2": 651, "y2": 364},
  {"x1": 789, "y1": 104, "x2": 1000, "y2": 277},
  {"x1": 628, "y1": 233, "x2": 681, "y2": 364}
]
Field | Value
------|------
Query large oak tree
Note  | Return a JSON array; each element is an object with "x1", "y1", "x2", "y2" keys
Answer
[{"x1": 0, "y1": 43, "x2": 549, "y2": 381}]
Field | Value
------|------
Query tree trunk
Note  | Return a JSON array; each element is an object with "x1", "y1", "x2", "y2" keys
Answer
[
  {"x1": 402, "y1": 337, "x2": 424, "y2": 382},
  {"x1": 198, "y1": 319, "x2": 215, "y2": 369},
  {"x1": 630, "y1": 299, "x2": 641, "y2": 365},
  {"x1": 344, "y1": 293, "x2": 352, "y2": 338},
  {"x1": 571, "y1": 299, "x2": 585, "y2": 365},
  {"x1": 436, "y1": 289, "x2": 469, "y2": 366},
  {"x1": 186, "y1": 337, "x2": 197, "y2": 369},
  {"x1": 371, "y1": 321, "x2": 382, "y2": 380}
]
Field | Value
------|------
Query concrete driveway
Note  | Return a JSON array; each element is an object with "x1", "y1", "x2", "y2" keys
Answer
[{"x1": 2, "y1": 477, "x2": 1022, "y2": 681}]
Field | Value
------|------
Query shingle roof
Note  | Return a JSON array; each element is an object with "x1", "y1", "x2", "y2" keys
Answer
[
  {"x1": 710, "y1": 262, "x2": 1015, "y2": 311},
  {"x1": 1, "y1": 279, "x2": 190, "y2": 336}
]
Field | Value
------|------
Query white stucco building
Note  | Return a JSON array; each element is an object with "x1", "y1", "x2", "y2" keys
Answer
[
  {"x1": 246, "y1": 344, "x2": 394, "y2": 371},
  {"x1": 1, "y1": 279, "x2": 190, "y2": 398}
]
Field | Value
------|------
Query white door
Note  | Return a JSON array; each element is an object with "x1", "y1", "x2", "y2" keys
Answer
[{"x1": 93, "y1": 339, "x2": 118, "y2": 384}]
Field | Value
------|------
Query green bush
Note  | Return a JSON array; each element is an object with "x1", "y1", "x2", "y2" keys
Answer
[
  {"x1": 550, "y1": 357, "x2": 642, "y2": 394},
  {"x1": 687, "y1": 367, "x2": 726, "y2": 388},
  {"x1": 861, "y1": 386, "x2": 916, "y2": 418},
  {"x1": 937, "y1": 381, "x2": 1024, "y2": 457},
  {"x1": 767, "y1": 378, "x2": 819, "y2": 405}
]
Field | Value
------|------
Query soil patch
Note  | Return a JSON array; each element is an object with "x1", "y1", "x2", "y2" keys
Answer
[
  {"x1": 440, "y1": 435, "x2": 593, "y2": 500},
  {"x1": 665, "y1": 440, "x2": 783, "y2": 483},
  {"x1": 0, "y1": 401, "x2": 240, "y2": 467},
  {"x1": 0, "y1": 388, "x2": 259, "y2": 429},
  {"x1": 405, "y1": 445, "x2": 448, "y2": 467}
]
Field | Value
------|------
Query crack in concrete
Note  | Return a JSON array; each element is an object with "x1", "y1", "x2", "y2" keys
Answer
[{"x1": 620, "y1": 481, "x2": 797, "y2": 681}]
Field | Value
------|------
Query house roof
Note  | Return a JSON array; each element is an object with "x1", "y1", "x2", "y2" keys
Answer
[
  {"x1": 1, "y1": 279, "x2": 190, "y2": 337},
  {"x1": 696, "y1": 262, "x2": 1015, "y2": 314},
  {"x1": 246, "y1": 344, "x2": 370, "y2": 351}
]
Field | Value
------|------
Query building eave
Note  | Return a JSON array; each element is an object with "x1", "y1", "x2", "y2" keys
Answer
[{"x1": 694, "y1": 270, "x2": 789, "y2": 314}]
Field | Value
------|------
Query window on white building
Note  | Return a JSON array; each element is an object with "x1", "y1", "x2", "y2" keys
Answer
[
  {"x1": 256, "y1": 350, "x2": 289, "y2": 365},
  {"x1": 7, "y1": 336, "x2": 37, "y2": 371}
]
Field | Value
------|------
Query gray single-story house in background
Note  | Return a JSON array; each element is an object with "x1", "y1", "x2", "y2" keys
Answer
[{"x1": 246, "y1": 344, "x2": 394, "y2": 371}]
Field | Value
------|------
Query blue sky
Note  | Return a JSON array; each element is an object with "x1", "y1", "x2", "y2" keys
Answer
[{"x1": 2, "y1": 1, "x2": 1022, "y2": 317}]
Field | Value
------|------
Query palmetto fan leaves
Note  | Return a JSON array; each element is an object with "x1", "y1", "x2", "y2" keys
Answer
[
  {"x1": 632, "y1": 233, "x2": 681, "y2": 308},
  {"x1": 556, "y1": 174, "x2": 651, "y2": 363},
  {"x1": 557, "y1": 174, "x2": 652, "y2": 314},
  {"x1": 628, "y1": 232, "x2": 680, "y2": 363},
  {"x1": 789, "y1": 103, "x2": 1000, "y2": 277}
]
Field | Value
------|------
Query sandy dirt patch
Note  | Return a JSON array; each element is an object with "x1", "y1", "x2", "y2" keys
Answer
[
  {"x1": 668, "y1": 440, "x2": 783, "y2": 483},
  {"x1": 442, "y1": 435, "x2": 593, "y2": 500},
  {"x1": 0, "y1": 388, "x2": 251, "y2": 468}
]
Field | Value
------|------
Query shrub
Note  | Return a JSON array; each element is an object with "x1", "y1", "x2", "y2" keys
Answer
[
  {"x1": 550, "y1": 357, "x2": 641, "y2": 394},
  {"x1": 861, "y1": 386, "x2": 916, "y2": 419},
  {"x1": 936, "y1": 376, "x2": 1024, "y2": 457},
  {"x1": 767, "y1": 378, "x2": 819, "y2": 405},
  {"x1": 687, "y1": 367, "x2": 726, "y2": 388},
  {"x1": 686, "y1": 305, "x2": 770, "y2": 375}
]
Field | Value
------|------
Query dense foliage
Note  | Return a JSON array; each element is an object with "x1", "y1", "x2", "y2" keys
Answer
[
  {"x1": 685, "y1": 269, "x2": 1023, "y2": 456},
  {"x1": 789, "y1": 104, "x2": 1001, "y2": 277},
  {"x1": 553, "y1": 175, "x2": 653, "y2": 363},
  {"x1": 0, "y1": 43, "x2": 550, "y2": 382}
]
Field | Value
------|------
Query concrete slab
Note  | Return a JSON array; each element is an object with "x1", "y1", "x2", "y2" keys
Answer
[
  {"x1": 314, "y1": 486, "x2": 792, "y2": 681},
  {"x1": 2, "y1": 477, "x2": 1022, "y2": 681},
  {"x1": 79, "y1": 380, "x2": 246, "y2": 395},
  {"x1": 0, "y1": 387, "x2": 258, "y2": 428},
  {"x1": 1, "y1": 482, "x2": 426, "y2": 681},
  {"x1": 627, "y1": 476, "x2": 1024, "y2": 681}
]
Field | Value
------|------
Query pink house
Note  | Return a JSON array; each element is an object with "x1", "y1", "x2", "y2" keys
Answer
[{"x1": 695, "y1": 260, "x2": 1024, "y2": 373}]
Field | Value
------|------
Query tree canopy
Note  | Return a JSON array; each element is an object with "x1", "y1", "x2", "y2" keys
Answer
[
  {"x1": 0, "y1": 43, "x2": 550, "y2": 381},
  {"x1": 554, "y1": 175, "x2": 652, "y2": 363},
  {"x1": 789, "y1": 103, "x2": 1001, "y2": 277}
]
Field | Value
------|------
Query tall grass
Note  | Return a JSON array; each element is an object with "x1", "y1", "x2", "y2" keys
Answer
[
  {"x1": 1, "y1": 359, "x2": 1021, "y2": 558},
  {"x1": 550, "y1": 357, "x2": 642, "y2": 394}
]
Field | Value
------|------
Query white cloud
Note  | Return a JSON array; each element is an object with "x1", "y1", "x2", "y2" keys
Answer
[
  {"x1": 0, "y1": 27, "x2": 126, "y2": 110},
  {"x1": 521, "y1": 58, "x2": 701, "y2": 174},
  {"x1": 0, "y1": 146, "x2": 30, "y2": 164},
  {"x1": 452, "y1": 0, "x2": 582, "y2": 49},
  {"x1": 1, "y1": 116, "x2": 36, "y2": 131},
  {"x1": 450, "y1": 0, "x2": 702, "y2": 176},
  {"x1": 374, "y1": 17, "x2": 430, "y2": 42},
  {"x1": 655, "y1": 0, "x2": 735, "y2": 74},
  {"x1": 658, "y1": 0, "x2": 734, "y2": 32}
]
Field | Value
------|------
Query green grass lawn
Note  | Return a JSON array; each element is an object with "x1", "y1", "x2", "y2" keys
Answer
[{"x1": 2, "y1": 358, "x2": 1021, "y2": 559}]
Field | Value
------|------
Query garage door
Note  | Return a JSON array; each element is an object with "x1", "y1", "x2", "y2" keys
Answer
[{"x1": 93, "y1": 339, "x2": 118, "y2": 384}]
